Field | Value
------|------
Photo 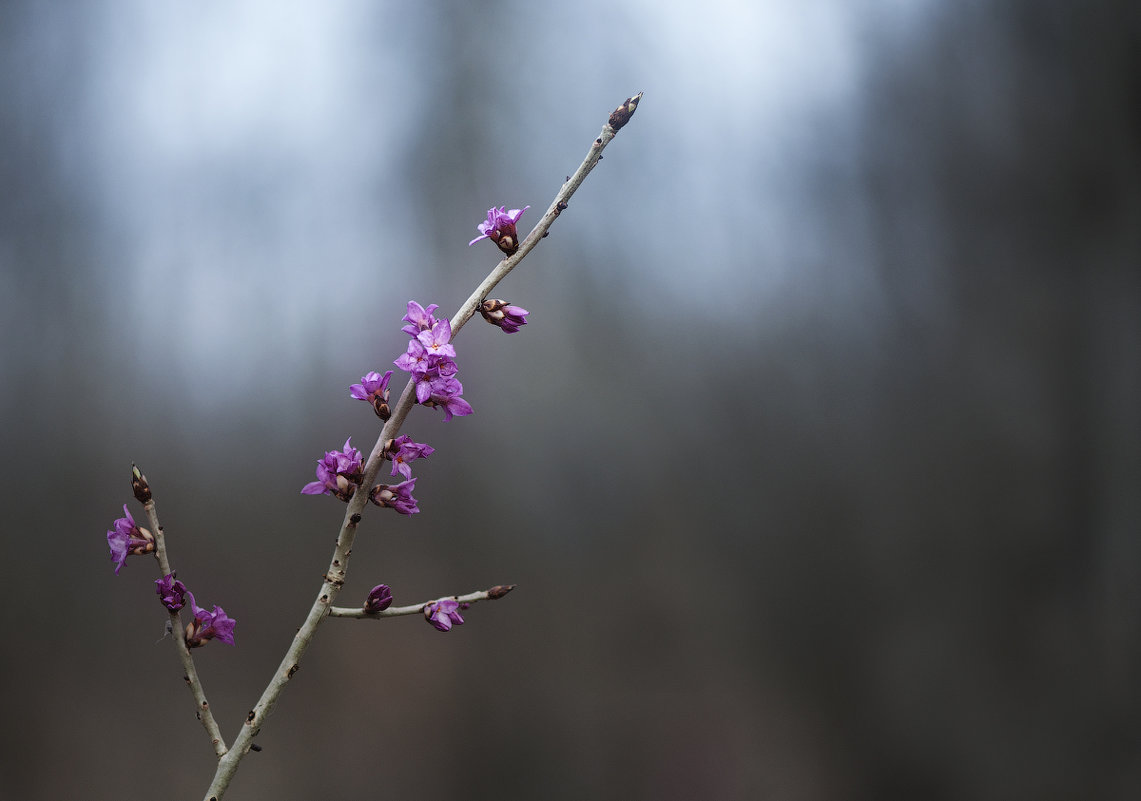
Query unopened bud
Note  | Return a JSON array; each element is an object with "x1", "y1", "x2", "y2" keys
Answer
[
  {"x1": 608, "y1": 91, "x2": 643, "y2": 132},
  {"x1": 364, "y1": 584, "x2": 393, "y2": 614},
  {"x1": 479, "y1": 299, "x2": 529, "y2": 334},
  {"x1": 487, "y1": 584, "x2": 517, "y2": 600},
  {"x1": 131, "y1": 464, "x2": 152, "y2": 503}
]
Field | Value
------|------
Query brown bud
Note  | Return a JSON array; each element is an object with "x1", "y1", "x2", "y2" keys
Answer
[
  {"x1": 131, "y1": 464, "x2": 152, "y2": 503},
  {"x1": 608, "y1": 91, "x2": 643, "y2": 132},
  {"x1": 496, "y1": 234, "x2": 518, "y2": 256},
  {"x1": 487, "y1": 584, "x2": 517, "y2": 600}
]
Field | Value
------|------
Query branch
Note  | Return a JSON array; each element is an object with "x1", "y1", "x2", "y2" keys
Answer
[
  {"x1": 202, "y1": 91, "x2": 641, "y2": 801},
  {"x1": 328, "y1": 584, "x2": 517, "y2": 619},
  {"x1": 142, "y1": 494, "x2": 228, "y2": 757}
]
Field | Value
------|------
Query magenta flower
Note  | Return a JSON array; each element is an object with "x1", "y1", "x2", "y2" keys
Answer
[
  {"x1": 424, "y1": 598, "x2": 465, "y2": 632},
  {"x1": 364, "y1": 584, "x2": 393, "y2": 614},
  {"x1": 394, "y1": 300, "x2": 472, "y2": 419},
  {"x1": 301, "y1": 438, "x2": 364, "y2": 501},
  {"x1": 479, "y1": 298, "x2": 529, "y2": 333},
  {"x1": 419, "y1": 375, "x2": 474, "y2": 421},
  {"x1": 387, "y1": 435, "x2": 435, "y2": 479},
  {"x1": 394, "y1": 338, "x2": 432, "y2": 380},
  {"x1": 184, "y1": 592, "x2": 236, "y2": 648},
  {"x1": 106, "y1": 504, "x2": 155, "y2": 574},
  {"x1": 468, "y1": 205, "x2": 530, "y2": 255},
  {"x1": 369, "y1": 478, "x2": 420, "y2": 515},
  {"x1": 155, "y1": 574, "x2": 189, "y2": 612},
  {"x1": 401, "y1": 301, "x2": 441, "y2": 337},
  {"x1": 350, "y1": 370, "x2": 394, "y2": 419},
  {"x1": 417, "y1": 318, "x2": 456, "y2": 361}
]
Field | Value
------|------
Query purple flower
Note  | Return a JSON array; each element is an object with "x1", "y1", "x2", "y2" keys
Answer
[
  {"x1": 468, "y1": 206, "x2": 530, "y2": 255},
  {"x1": 417, "y1": 318, "x2": 456, "y2": 361},
  {"x1": 369, "y1": 478, "x2": 420, "y2": 515},
  {"x1": 364, "y1": 584, "x2": 393, "y2": 614},
  {"x1": 387, "y1": 435, "x2": 435, "y2": 479},
  {"x1": 400, "y1": 301, "x2": 441, "y2": 337},
  {"x1": 424, "y1": 598, "x2": 465, "y2": 632},
  {"x1": 390, "y1": 335, "x2": 429, "y2": 378},
  {"x1": 301, "y1": 438, "x2": 364, "y2": 501},
  {"x1": 479, "y1": 299, "x2": 529, "y2": 333},
  {"x1": 106, "y1": 504, "x2": 155, "y2": 574},
  {"x1": 394, "y1": 300, "x2": 472, "y2": 420},
  {"x1": 184, "y1": 592, "x2": 236, "y2": 648},
  {"x1": 350, "y1": 370, "x2": 394, "y2": 420},
  {"x1": 155, "y1": 574, "x2": 189, "y2": 611},
  {"x1": 419, "y1": 376, "x2": 474, "y2": 421}
]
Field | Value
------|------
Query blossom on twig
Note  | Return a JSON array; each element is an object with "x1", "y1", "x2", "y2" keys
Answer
[
  {"x1": 424, "y1": 598, "x2": 465, "y2": 632},
  {"x1": 301, "y1": 438, "x2": 364, "y2": 501},
  {"x1": 350, "y1": 370, "x2": 394, "y2": 420},
  {"x1": 369, "y1": 478, "x2": 420, "y2": 516},
  {"x1": 479, "y1": 299, "x2": 529, "y2": 333},
  {"x1": 155, "y1": 574, "x2": 189, "y2": 612},
  {"x1": 468, "y1": 206, "x2": 529, "y2": 255},
  {"x1": 106, "y1": 504, "x2": 155, "y2": 574},
  {"x1": 394, "y1": 300, "x2": 472, "y2": 420},
  {"x1": 184, "y1": 592, "x2": 237, "y2": 648},
  {"x1": 386, "y1": 435, "x2": 435, "y2": 480}
]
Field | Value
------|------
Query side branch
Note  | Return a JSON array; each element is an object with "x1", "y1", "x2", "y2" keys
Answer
[
  {"x1": 144, "y1": 500, "x2": 228, "y2": 757},
  {"x1": 328, "y1": 585, "x2": 517, "y2": 619}
]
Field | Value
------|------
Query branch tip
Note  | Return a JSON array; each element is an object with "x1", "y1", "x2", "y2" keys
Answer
[
  {"x1": 487, "y1": 584, "x2": 517, "y2": 600},
  {"x1": 131, "y1": 463, "x2": 152, "y2": 503},
  {"x1": 608, "y1": 91, "x2": 643, "y2": 132}
]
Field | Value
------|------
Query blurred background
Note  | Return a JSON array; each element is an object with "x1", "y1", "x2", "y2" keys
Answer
[{"x1": 2, "y1": 1, "x2": 1139, "y2": 799}]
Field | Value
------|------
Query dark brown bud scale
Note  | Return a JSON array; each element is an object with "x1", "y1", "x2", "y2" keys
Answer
[
  {"x1": 487, "y1": 584, "x2": 517, "y2": 600},
  {"x1": 497, "y1": 235, "x2": 517, "y2": 256},
  {"x1": 131, "y1": 464, "x2": 152, "y2": 503},
  {"x1": 372, "y1": 397, "x2": 391, "y2": 420},
  {"x1": 608, "y1": 91, "x2": 643, "y2": 132}
]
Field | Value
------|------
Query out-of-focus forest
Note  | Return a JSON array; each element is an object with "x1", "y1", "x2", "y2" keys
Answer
[{"x1": 1, "y1": 1, "x2": 1138, "y2": 799}]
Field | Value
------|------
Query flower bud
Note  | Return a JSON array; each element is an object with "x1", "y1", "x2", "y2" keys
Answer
[
  {"x1": 364, "y1": 584, "x2": 393, "y2": 614},
  {"x1": 608, "y1": 91, "x2": 643, "y2": 132},
  {"x1": 479, "y1": 299, "x2": 529, "y2": 334},
  {"x1": 131, "y1": 464, "x2": 152, "y2": 503}
]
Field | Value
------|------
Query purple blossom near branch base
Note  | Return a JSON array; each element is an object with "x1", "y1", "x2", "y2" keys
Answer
[
  {"x1": 106, "y1": 504, "x2": 155, "y2": 574},
  {"x1": 424, "y1": 599, "x2": 465, "y2": 632},
  {"x1": 468, "y1": 205, "x2": 530, "y2": 255},
  {"x1": 301, "y1": 438, "x2": 364, "y2": 501}
]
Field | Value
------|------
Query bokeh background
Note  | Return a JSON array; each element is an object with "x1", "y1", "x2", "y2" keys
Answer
[{"x1": 2, "y1": 1, "x2": 1139, "y2": 799}]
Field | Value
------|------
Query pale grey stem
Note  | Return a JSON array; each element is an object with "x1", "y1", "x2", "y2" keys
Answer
[
  {"x1": 202, "y1": 93, "x2": 640, "y2": 801},
  {"x1": 328, "y1": 585, "x2": 517, "y2": 619},
  {"x1": 144, "y1": 500, "x2": 228, "y2": 757}
]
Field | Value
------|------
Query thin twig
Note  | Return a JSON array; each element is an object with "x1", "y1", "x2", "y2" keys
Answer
[
  {"x1": 144, "y1": 499, "x2": 228, "y2": 757},
  {"x1": 202, "y1": 92, "x2": 641, "y2": 801},
  {"x1": 328, "y1": 585, "x2": 517, "y2": 619}
]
